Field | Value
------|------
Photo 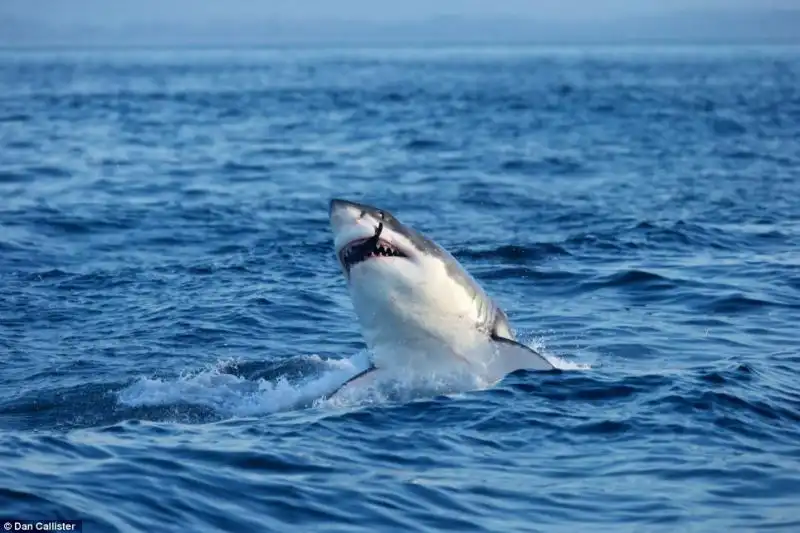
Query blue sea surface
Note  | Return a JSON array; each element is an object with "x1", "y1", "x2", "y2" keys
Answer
[{"x1": 1, "y1": 45, "x2": 799, "y2": 532}]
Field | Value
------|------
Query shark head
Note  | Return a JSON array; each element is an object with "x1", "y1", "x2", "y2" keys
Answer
[
  {"x1": 328, "y1": 198, "x2": 554, "y2": 382},
  {"x1": 329, "y1": 198, "x2": 428, "y2": 283}
]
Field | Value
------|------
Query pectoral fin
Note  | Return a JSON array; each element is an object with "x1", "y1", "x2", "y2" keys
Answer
[
  {"x1": 322, "y1": 365, "x2": 380, "y2": 400},
  {"x1": 486, "y1": 334, "x2": 556, "y2": 381}
]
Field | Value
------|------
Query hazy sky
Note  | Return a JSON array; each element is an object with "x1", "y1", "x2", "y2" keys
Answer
[{"x1": 3, "y1": 0, "x2": 798, "y2": 25}]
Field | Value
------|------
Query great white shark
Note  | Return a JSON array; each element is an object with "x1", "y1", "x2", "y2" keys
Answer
[{"x1": 326, "y1": 198, "x2": 555, "y2": 399}]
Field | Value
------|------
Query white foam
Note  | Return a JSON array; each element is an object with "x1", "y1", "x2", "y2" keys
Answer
[
  {"x1": 524, "y1": 336, "x2": 594, "y2": 371},
  {"x1": 117, "y1": 352, "x2": 372, "y2": 417},
  {"x1": 545, "y1": 354, "x2": 593, "y2": 371}
]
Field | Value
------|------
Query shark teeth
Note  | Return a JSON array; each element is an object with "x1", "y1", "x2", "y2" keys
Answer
[{"x1": 340, "y1": 238, "x2": 406, "y2": 271}]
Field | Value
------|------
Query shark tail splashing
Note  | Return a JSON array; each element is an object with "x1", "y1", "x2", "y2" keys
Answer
[{"x1": 325, "y1": 198, "x2": 555, "y2": 400}]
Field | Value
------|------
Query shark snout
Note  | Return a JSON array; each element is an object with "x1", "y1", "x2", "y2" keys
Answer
[
  {"x1": 329, "y1": 198, "x2": 349, "y2": 216},
  {"x1": 329, "y1": 198, "x2": 381, "y2": 252},
  {"x1": 329, "y1": 198, "x2": 362, "y2": 234}
]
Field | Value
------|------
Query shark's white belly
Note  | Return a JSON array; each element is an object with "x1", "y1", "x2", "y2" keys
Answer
[{"x1": 348, "y1": 259, "x2": 492, "y2": 375}]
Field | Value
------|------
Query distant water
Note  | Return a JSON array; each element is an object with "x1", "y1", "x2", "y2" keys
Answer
[{"x1": 1, "y1": 46, "x2": 799, "y2": 532}]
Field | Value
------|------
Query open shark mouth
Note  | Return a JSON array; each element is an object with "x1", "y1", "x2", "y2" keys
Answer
[{"x1": 339, "y1": 223, "x2": 408, "y2": 273}]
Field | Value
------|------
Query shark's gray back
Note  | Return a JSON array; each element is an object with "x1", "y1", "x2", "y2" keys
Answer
[{"x1": 396, "y1": 218, "x2": 517, "y2": 342}]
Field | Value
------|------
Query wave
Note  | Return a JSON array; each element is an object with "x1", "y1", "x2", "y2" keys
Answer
[
  {"x1": 457, "y1": 243, "x2": 571, "y2": 262},
  {"x1": 581, "y1": 269, "x2": 676, "y2": 291},
  {"x1": 698, "y1": 293, "x2": 800, "y2": 314}
]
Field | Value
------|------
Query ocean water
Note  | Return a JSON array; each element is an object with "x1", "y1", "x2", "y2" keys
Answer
[{"x1": 1, "y1": 45, "x2": 799, "y2": 532}]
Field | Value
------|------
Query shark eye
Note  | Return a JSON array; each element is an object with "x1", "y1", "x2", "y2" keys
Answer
[{"x1": 359, "y1": 208, "x2": 386, "y2": 221}]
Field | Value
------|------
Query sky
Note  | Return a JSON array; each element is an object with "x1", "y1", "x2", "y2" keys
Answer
[
  {"x1": 3, "y1": 0, "x2": 798, "y2": 25},
  {"x1": 1, "y1": 0, "x2": 798, "y2": 46}
]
